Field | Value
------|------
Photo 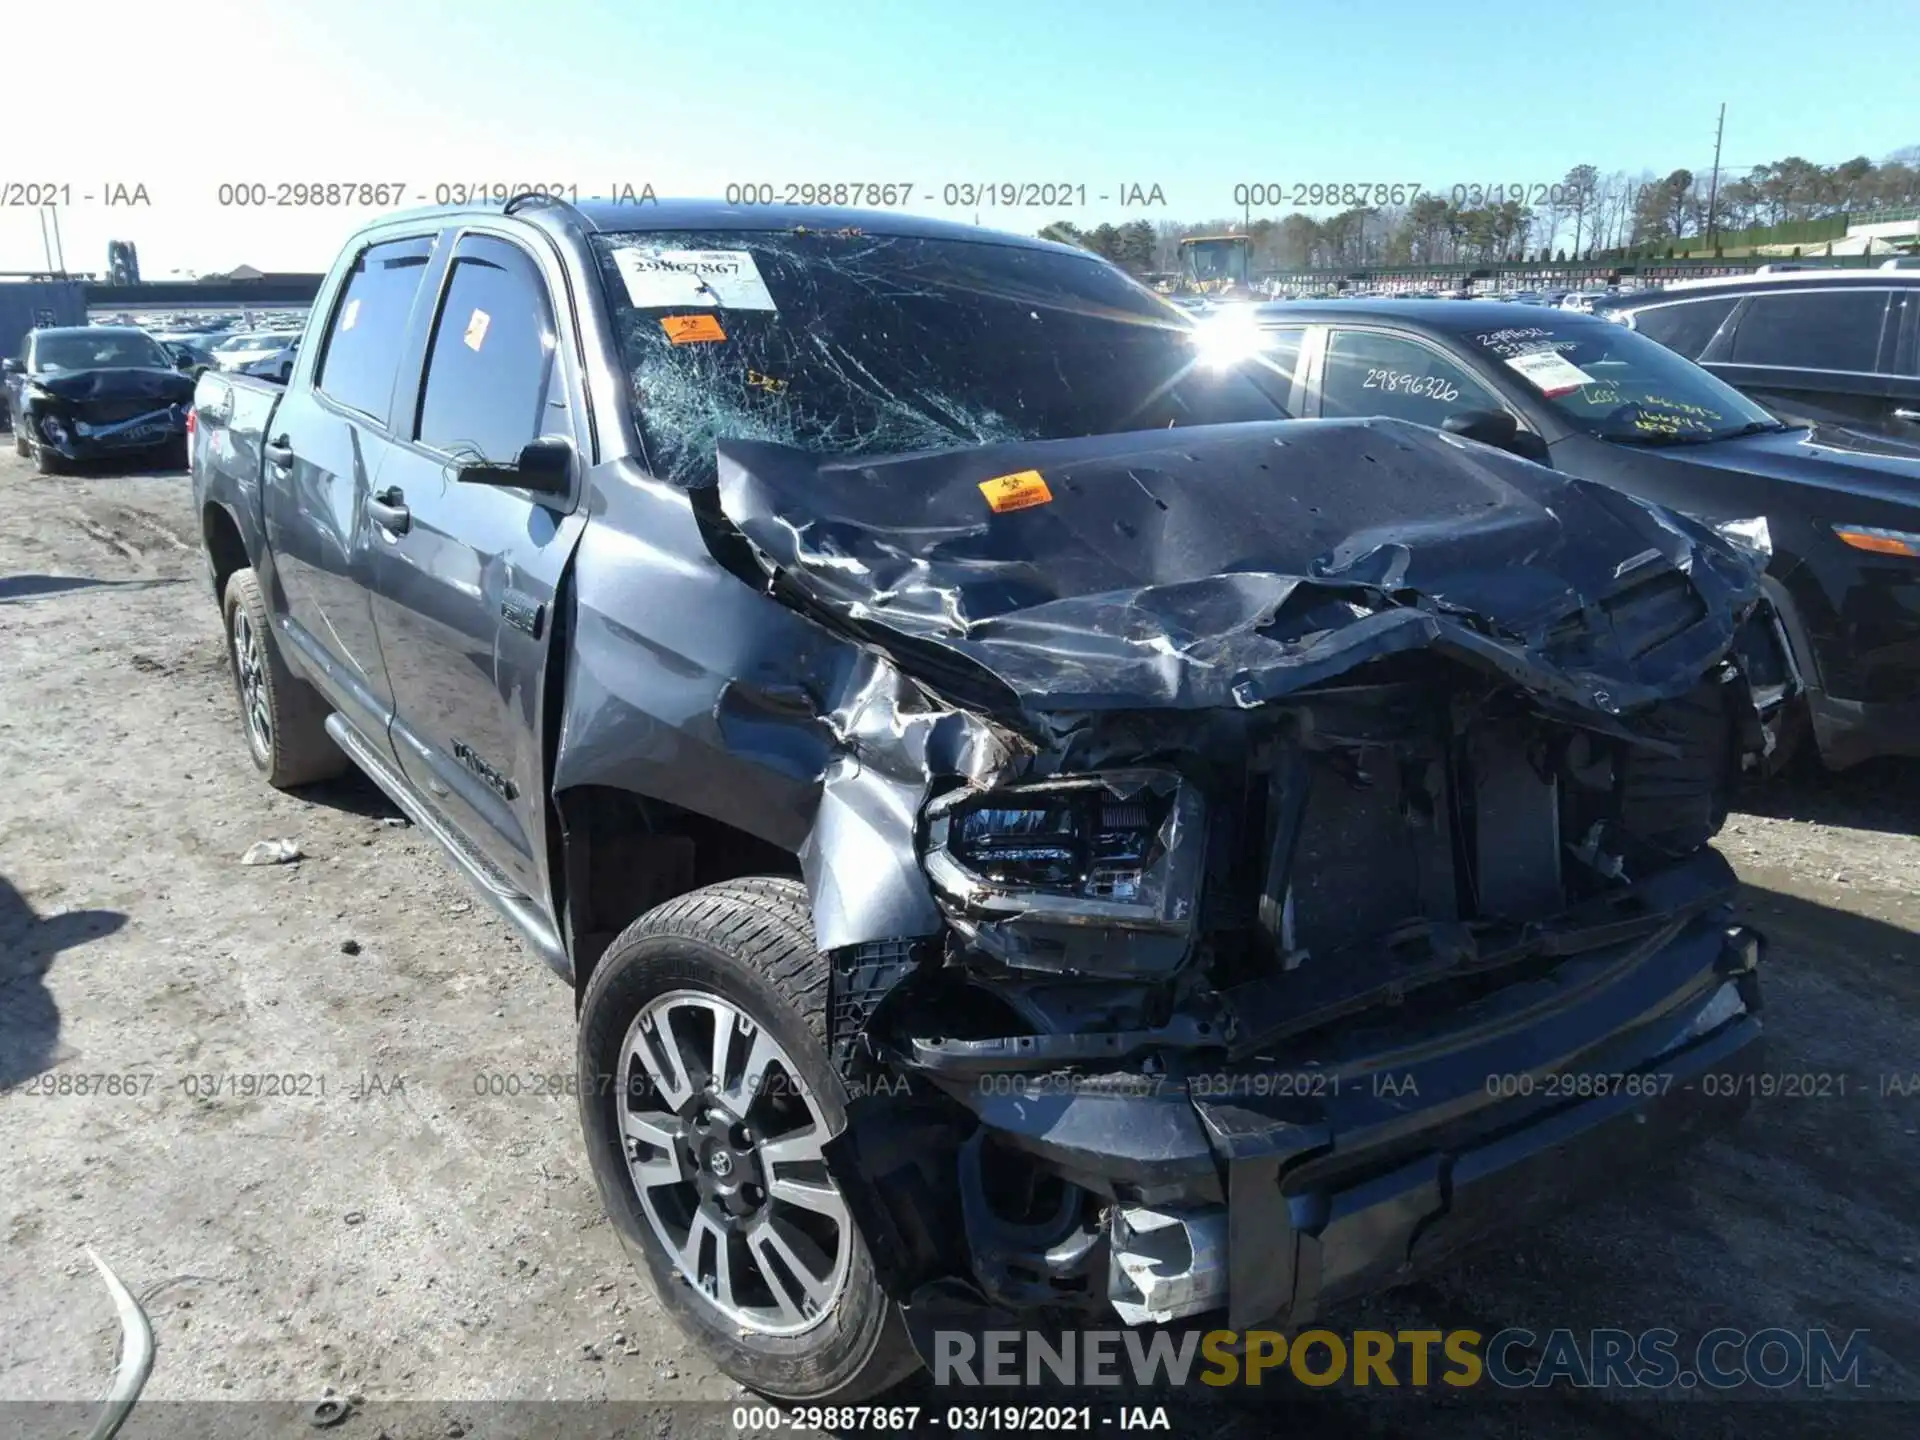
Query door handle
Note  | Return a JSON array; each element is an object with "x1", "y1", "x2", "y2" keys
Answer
[
  {"x1": 367, "y1": 487, "x2": 411, "y2": 535},
  {"x1": 263, "y1": 435, "x2": 294, "y2": 467},
  {"x1": 1893, "y1": 409, "x2": 1920, "y2": 424}
]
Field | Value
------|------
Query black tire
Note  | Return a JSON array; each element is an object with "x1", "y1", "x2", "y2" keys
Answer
[
  {"x1": 1617, "y1": 679, "x2": 1738, "y2": 860},
  {"x1": 12, "y1": 430, "x2": 26, "y2": 459},
  {"x1": 577, "y1": 877, "x2": 920, "y2": 1401},
  {"x1": 221, "y1": 568, "x2": 348, "y2": 788},
  {"x1": 159, "y1": 436, "x2": 190, "y2": 472}
]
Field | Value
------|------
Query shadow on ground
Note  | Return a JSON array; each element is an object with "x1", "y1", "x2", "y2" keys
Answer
[
  {"x1": 0, "y1": 574, "x2": 186, "y2": 603},
  {"x1": 290, "y1": 764, "x2": 407, "y2": 822},
  {"x1": 0, "y1": 873, "x2": 127, "y2": 1090},
  {"x1": 1737, "y1": 755, "x2": 1920, "y2": 837}
]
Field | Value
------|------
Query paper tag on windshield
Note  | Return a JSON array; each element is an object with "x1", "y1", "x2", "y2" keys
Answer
[
  {"x1": 1505, "y1": 349, "x2": 1595, "y2": 396},
  {"x1": 340, "y1": 298, "x2": 361, "y2": 332},
  {"x1": 979, "y1": 470, "x2": 1053, "y2": 513},
  {"x1": 463, "y1": 308, "x2": 491, "y2": 351},
  {"x1": 612, "y1": 247, "x2": 778, "y2": 311}
]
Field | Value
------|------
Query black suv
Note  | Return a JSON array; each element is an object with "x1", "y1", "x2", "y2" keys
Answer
[{"x1": 1594, "y1": 271, "x2": 1920, "y2": 444}]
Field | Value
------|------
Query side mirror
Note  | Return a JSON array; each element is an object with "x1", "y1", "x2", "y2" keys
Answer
[
  {"x1": 0, "y1": 359, "x2": 22, "y2": 376},
  {"x1": 455, "y1": 435, "x2": 572, "y2": 495},
  {"x1": 1442, "y1": 408, "x2": 1521, "y2": 450},
  {"x1": 175, "y1": 354, "x2": 198, "y2": 372}
]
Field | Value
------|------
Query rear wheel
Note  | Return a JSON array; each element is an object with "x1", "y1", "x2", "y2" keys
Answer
[
  {"x1": 221, "y1": 568, "x2": 348, "y2": 788},
  {"x1": 12, "y1": 431, "x2": 26, "y2": 459},
  {"x1": 577, "y1": 877, "x2": 919, "y2": 1401}
]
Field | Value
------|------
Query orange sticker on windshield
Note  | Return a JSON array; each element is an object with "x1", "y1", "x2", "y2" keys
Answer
[
  {"x1": 661, "y1": 314, "x2": 727, "y2": 345},
  {"x1": 979, "y1": 470, "x2": 1053, "y2": 513}
]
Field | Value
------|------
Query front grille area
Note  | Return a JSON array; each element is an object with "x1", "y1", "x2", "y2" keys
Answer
[
  {"x1": 1544, "y1": 570, "x2": 1706, "y2": 669},
  {"x1": 73, "y1": 399, "x2": 171, "y2": 426}
]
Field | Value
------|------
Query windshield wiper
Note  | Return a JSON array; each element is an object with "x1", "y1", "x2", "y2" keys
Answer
[
  {"x1": 1719, "y1": 419, "x2": 1796, "y2": 439},
  {"x1": 1604, "y1": 429, "x2": 1706, "y2": 448}
]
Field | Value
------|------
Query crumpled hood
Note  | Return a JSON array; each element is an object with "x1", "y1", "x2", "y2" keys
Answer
[
  {"x1": 29, "y1": 368, "x2": 194, "y2": 405},
  {"x1": 713, "y1": 418, "x2": 1762, "y2": 721}
]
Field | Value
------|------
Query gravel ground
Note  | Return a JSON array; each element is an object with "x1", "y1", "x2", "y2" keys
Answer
[{"x1": 2, "y1": 455, "x2": 1917, "y2": 1440}]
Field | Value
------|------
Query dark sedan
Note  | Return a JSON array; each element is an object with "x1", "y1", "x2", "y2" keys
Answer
[
  {"x1": 3, "y1": 326, "x2": 197, "y2": 474},
  {"x1": 1219, "y1": 298, "x2": 1920, "y2": 769}
]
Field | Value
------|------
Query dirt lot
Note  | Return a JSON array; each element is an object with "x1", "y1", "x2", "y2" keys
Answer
[{"x1": 2, "y1": 454, "x2": 1918, "y2": 1440}]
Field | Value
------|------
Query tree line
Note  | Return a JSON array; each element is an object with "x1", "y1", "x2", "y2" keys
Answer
[{"x1": 1040, "y1": 147, "x2": 1920, "y2": 273}]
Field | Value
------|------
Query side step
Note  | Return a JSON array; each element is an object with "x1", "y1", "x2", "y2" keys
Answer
[{"x1": 324, "y1": 714, "x2": 571, "y2": 980}]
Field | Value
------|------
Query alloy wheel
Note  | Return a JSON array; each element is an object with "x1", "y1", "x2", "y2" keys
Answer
[
  {"x1": 617, "y1": 990, "x2": 853, "y2": 1337},
  {"x1": 231, "y1": 606, "x2": 272, "y2": 759}
]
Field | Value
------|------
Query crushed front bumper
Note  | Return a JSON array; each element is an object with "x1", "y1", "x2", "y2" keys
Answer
[
  {"x1": 29, "y1": 404, "x2": 186, "y2": 458},
  {"x1": 897, "y1": 864, "x2": 1763, "y2": 1345}
]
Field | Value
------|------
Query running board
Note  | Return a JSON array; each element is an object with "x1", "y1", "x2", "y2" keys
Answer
[{"x1": 323, "y1": 714, "x2": 572, "y2": 981}]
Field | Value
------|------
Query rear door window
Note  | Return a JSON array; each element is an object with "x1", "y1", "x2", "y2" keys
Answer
[
  {"x1": 1628, "y1": 297, "x2": 1739, "y2": 360},
  {"x1": 1320, "y1": 329, "x2": 1499, "y2": 423},
  {"x1": 314, "y1": 236, "x2": 436, "y2": 422},
  {"x1": 1725, "y1": 289, "x2": 1892, "y2": 373},
  {"x1": 414, "y1": 235, "x2": 566, "y2": 464}
]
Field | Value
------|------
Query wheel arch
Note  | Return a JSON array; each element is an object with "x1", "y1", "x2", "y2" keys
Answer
[
  {"x1": 201, "y1": 501, "x2": 251, "y2": 612},
  {"x1": 555, "y1": 783, "x2": 803, "y2": 1003}
]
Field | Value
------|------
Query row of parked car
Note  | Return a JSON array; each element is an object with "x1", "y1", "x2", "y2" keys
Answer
[{"x1": 155, "y1": 328, "x2": 304, "y2": 382}]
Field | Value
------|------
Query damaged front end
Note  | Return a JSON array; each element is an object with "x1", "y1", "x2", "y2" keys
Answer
[
  {"x1": 711, "y1": 417, "x2": 1770, "y2": 1344},
  {"x1": 18, "y1": 369, "x2": 192, "y2": 459}
]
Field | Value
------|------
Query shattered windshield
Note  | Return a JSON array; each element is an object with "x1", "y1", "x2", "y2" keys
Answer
[
  {"x1": 590, "y1": 229, "x2": 1291, "y2": 487},
  {"x1": 1470, "y1": 318, "x2": 1780, "y2": 444}
]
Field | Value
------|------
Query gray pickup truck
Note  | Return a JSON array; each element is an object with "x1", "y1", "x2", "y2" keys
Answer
[{"x1": 193, "y1": 195, "x2": 1770, "y2": 1401}]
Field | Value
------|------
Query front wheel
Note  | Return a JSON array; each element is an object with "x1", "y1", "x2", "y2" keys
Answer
[{"x1": 576, "y1": 877, "x2": 920, "y2": 1401}]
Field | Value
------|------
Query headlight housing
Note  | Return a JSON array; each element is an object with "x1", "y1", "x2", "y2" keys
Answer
[
  {"x1": 1833, "y1": 523, "x2": 1920, "y2": 558},
  {"x1": 922, "y1": 769, "x2": 1206, "y2": 976},
  {"x1": 1712, "y1": 515, "x2": 1773, "y2": 564}
]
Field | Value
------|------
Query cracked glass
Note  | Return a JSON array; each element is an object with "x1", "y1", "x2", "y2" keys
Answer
[{"x1": 590, "y1": 229, "x2": 1293, "y2": 488}]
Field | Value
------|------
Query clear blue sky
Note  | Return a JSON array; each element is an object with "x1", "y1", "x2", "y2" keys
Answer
[{"x1": 6, "y1": 0, "x2": 1913, "y2": 274}]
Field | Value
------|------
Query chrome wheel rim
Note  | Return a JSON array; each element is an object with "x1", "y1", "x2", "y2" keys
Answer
[
  {"x1": 618, "y1": 989, "x2": 852, "y2": 1337},
  {"x1": 230, "y1": 606, "x2": 271, "y2": 759}
]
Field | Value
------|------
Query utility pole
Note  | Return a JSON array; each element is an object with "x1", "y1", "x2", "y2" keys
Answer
[
  {"x1": 49, "y1": 205, "x2": 66, "y2": 273},
  {"x1": 1705, "y1": 103, "x2": 1726, "y2": 251},
  {"x1": 38, "y1": 208, "x2": 54, "y2": 273}
]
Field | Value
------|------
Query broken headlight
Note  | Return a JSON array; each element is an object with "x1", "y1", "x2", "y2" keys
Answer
[
  {"x1": 921, "y1": 770, "x2": 1207, "y2": 974},
  {"x1": 1712, "y1": 515, "x2": 1773, "y2": 564}
]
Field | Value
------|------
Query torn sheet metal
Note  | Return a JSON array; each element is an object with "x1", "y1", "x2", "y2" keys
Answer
[
  {"x1": 550, "y1": 471, "x2": 1018, "y2": 950},
  {"x1": 712, "y1": 418, "x2": 1763, "y2": 727}
]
